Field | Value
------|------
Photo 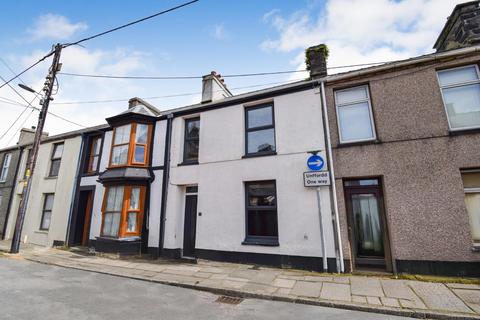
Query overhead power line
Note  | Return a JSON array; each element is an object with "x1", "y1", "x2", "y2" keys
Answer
[
  {"x1": 57, "y1": 61, "x2": 393, "y2": 80},
  {"x1": 63, "y1": 0, "x2": 199, "y2": 48},
  {"x1": 50, "y1": 78, "x2": 308, "y2": 105},
  {"x1": 0, "y1": 50, "x2": 54, "y2": 91}
]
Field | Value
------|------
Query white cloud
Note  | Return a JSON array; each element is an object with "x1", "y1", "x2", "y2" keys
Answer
[
  {"x1": 261, "y1": 0, "x2": 465, "y2": 73},
  {"x1": 211, "y1": 23, "x2": 229, "y2": 40},
  {"x1": 27, "y1": 14, "x2": 87, "y2": 41}
]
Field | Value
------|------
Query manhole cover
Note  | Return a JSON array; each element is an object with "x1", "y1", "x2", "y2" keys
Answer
[{"x1": 215, "y1": 296, "x2": 243, "y2": 305}]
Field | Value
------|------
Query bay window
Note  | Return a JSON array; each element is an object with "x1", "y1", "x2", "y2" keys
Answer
[
  {"x1": 110, "y1": 123, "x2": 151, "y2": 167},
  {"x1": 101, "y1": 185, "x2": 145, "y2": 238}
]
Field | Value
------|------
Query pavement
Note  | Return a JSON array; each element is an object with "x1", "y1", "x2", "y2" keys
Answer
[
  {"x1": 1, "y1": 242, "x2": 479, "y2": 319},
  {"x1": 0, "y1": 258, "x2": 412, "y2": 320}
]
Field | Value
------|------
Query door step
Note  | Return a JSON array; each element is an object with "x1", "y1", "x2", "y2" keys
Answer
[{"x1": 180, "y1": 256, "x2": 198, "y2": 264}]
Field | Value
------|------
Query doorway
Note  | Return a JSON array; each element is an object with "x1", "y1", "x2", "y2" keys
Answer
[
  {"x1": 183, "y1": 186, "x2": 198, "y2": 258},
  {"x1": 344, "y1": 178, "x2": 391, "y2": 272},
  {"x1": 71, "y1": 188, "x2": 94, "y2": 247}
]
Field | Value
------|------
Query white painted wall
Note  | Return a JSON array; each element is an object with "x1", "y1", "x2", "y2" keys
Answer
[
  {"x1": 20, "y1": 136, "x2": 82, "y2": 247},
  {"x1": 163, "y1": 89, "x2": 336, "y2": 258}
]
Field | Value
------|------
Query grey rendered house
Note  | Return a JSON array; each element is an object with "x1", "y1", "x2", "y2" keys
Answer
[
  {"x1": 0, "y1": 128, "x2": 38, "y2": 239},
  {"x1": 322, "y1": 1, "x2": 480, "y2": 276}
]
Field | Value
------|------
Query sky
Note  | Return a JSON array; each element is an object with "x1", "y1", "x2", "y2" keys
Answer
[{"x1": 0, "y1": 0, "x2": 467, "y2": 147}]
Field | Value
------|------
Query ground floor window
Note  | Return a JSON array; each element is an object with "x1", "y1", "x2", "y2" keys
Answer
[
  {"x1": 101, "y1": 185, "x2": 145, "y2": 238},
  {"x1": 40, "y1": 194, "x2": 54, "y2": 231},
  {"x1": 462, "y1": 171, "x2": 480, "y2": 244},
  {"x1": 243, "y1": 180, "x2": 278, "y2": 246}
]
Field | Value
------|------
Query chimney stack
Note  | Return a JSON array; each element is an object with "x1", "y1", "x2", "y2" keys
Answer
[
  {"x1": 201, "y1": 71, "x2": 232, "y2": 104},
  {"x1": 306, "y1": 44, "x2": 329, "y2": 79},
  {"x1": 434, "y1": 1, "x2": 480, "y2": 52},
  {"x1": 17, "y1": 127, "x2": 48, "y2": 145}
]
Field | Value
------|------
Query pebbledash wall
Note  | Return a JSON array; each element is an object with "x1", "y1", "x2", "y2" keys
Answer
[{"x1": 324, "y1": 50, "x2": 480, "y2": 277}]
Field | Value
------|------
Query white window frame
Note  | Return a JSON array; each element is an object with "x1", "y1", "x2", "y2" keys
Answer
[
  {"x1": 437, "y1": 64, "x2": 480, "y2": 131},
  {"x1": 334, "y1": 85, "x2": 377, "y2": 144},
  {"x1": 0, "y1": 153, "x2": 12, "y2": 182}
]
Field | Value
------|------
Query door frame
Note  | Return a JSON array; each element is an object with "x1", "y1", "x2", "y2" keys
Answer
[
  {"x1": 343, "y1": 177, "x2": 392, "y2": 272},
  {"x1": 182, "y1": 185, "x2": 198, "y2": 258},
  {"x1": 68, "y1": 185, "x2": 96, "y2": 247}
]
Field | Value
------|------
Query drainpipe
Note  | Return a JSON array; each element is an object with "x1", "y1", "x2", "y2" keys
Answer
[
  {"x1": 65, "y1": 133, "x2": 86, "y2": 246},
  {"x1": 2, "y1": 146, "x2": 23, "y2": 239},
  {"x1": 158, "y1": 113, "x2": 173, "y2": 256},
  {"x1": 319, "y1": 80, "x2": 345, "y2": 273}
]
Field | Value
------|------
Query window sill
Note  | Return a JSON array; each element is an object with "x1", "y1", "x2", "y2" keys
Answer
[
  {"x1": 35, "y1": 230, "x2": 48, "y2": 234},
  {"x1": 44, "y1": 176, "x2": 58, "y2": 180},
  {"x1": 472, "y1": 244, "x2": 480, "y2": 253},
  {"x1": 449, "y1": 127, "x2": 480, "y2": 136},
  {"x1": 242, "y1": 237, "x2": 279, "y2": 247},
  {"x1": 178, "y1": 161, "x2": 199, "y2": 167},
  {"x1": 337, "y1": 139, "x2": 380, "y2": 148},
  {"x1": 242, "y1": 151, "x2": 277, "y2": 159},
  {"x1": 81, "y1": 172, "x2": 99, "y2": 177}
]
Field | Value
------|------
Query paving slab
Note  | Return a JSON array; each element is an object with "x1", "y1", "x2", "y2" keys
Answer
[
  {"x1": 242, "y1": 282, "x2": 278, "y2": 294},
  {"x1": 273, "y1": 278, "x2": 296, "y2": 289},
  {"x1": 304, "y1": 275, "x2": 333, "y2": 282},
  {"x1": 381, "y1": 297, "x2": 401, "y2": 308},
  {"x1": 290, "y1": 281, "x2": 322, "y2": 298},
  {"x1": 332, "y1": 276, "x2": 350, "y2": 284},
  {"x1": 352, "y1": 295, "x2": 367, "y2": 304},
  {"x1": 367, "y1": 296, "x2": 382, "y2": 305},
  {"x1": 351, "y1": 277, "x2": 384, "y2": 297},
  {"x1": 250, "y1": 271, "x2": 278, "y2": 285},
  {"x1": 381, "y1": 279, "x2": 417, "y2": 300},
  {"x1": 408, "y1": 281, "x2": 473, "y2": 313},
  {"x1": 320, "y1": 282, "x2": 351, "y2": 302},
  {"x1": 453, "y1": 289, "x2": 480, "y2": 313},
  {"x1": 446, "y1": 283, "x2": 480, "y2": 290}
]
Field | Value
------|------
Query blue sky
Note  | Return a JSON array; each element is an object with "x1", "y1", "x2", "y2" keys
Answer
[{"x1": 0, "y1": 0, "x2": 465, "y2": 147}]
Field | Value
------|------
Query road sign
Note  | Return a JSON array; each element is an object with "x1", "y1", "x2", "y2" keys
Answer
[
  {"x1": 304, "y1": 171, "x2": 330, "y2": 187},
  {"x1": 307, "y1": 154, "x2": 325, "y2": 171}
]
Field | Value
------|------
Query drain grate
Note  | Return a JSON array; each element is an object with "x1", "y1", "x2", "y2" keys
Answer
[{"x1": 215, "y1": 296, "x2": 244, "y2": 305}]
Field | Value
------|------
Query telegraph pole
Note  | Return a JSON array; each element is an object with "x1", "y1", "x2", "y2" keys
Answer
[{"x1": 10, "y1": 43, "x2": 63, "y2": 253}]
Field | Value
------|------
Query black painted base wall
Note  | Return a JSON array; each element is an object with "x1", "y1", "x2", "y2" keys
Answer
[
  {"x1": 148, "y1": 247, "x2": 338, "y2": 273},
  {"x1": 91, "y1": 238, "x2": 142, "y2": 255},
  {"x1": 396, "y1": 259, "x2": 480, "y2": 278}
]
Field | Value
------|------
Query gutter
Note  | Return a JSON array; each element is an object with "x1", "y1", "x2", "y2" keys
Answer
[
  {"x1": 158, "y1": 114, "x2": 173, "y2": 255},
  {"x1": 319, "y1": 80, "x2": 345, "y2": 273},
  {"x1": 65, "y1": 133, "x2": 86, "y2": 246},
  {"x1": 326, "y1": 46, "x2": 480, "y2": 84},
  {"x1": 2, "y1": 146, "x2": 23, "y2": 239}
]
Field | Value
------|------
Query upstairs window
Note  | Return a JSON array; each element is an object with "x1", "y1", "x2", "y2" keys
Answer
[
  {"x1": 438, "y1": 65, "x2": 480, "y2": 131},
  {"x1": 101, "y1": 185, "x2": 145, "y2": 238},
  {"x1": 244, "y1": 180, "x2": 279, "y2": 246},
  {"x1": 110, "y1": 123, "x2": 151, "y2": 167},
  {"x1": 49, "y1": 143, "x2": 64, "y2": 177},
  {"x1": 183, "y1": 117, "x2": 200, "y2": 163},
  {"x1": 245, "y1": 105, "x2": 276, "y2": 156},
  {"x1": 0, "y1": 153, "x2": 12, "y2": 182},
  {"x1": 86, "y1": 136, "x2": 102, "y2": 174},
  {"x1": 335, "y1": 85, "x2": 376, "y2": 143}
]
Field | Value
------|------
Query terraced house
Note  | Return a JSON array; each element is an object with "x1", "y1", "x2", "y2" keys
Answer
[{"x1": 3, "y1": 1, "x2": 480, "y2": 278}]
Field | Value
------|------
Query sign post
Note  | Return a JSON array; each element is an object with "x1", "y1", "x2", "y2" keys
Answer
[{"x1": 304, "y1": 154, "x2": 329, "y2": 273}]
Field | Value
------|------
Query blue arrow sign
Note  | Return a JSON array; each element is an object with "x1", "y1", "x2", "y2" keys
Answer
[{"x1": 307, "y1": 154, "x2": 325, "y2": 171}]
